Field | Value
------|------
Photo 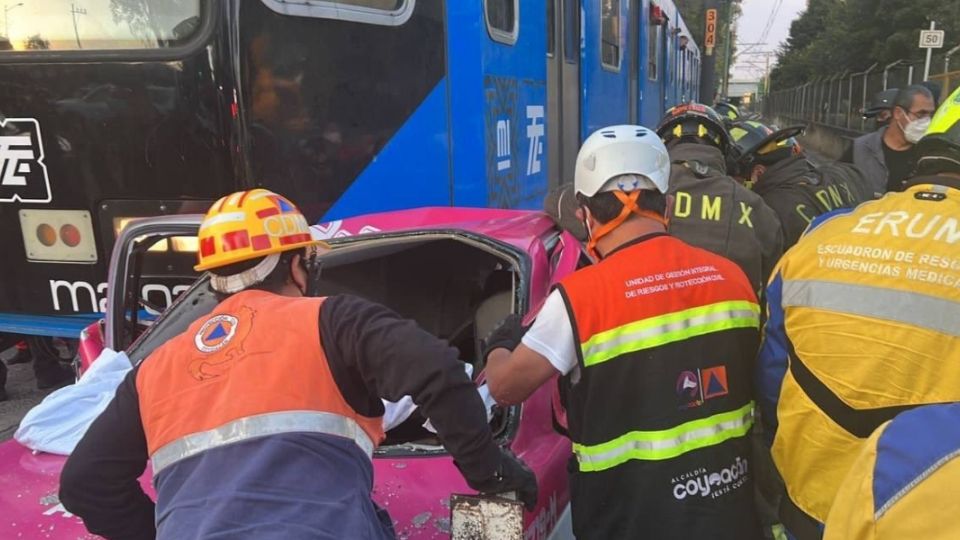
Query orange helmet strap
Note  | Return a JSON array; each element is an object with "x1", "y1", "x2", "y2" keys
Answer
[{"x1": 585, "y1": 190, "x2": 667, "y2": 260}]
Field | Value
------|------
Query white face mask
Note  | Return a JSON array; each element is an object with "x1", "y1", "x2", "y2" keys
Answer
[{"x1": 901, "y1": 117, "x2": 931, "y2": 144}]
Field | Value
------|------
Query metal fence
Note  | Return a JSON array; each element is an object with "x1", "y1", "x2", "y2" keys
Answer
[{"x1": 764, "y1": 44, "x2": 960, "y2": 134}]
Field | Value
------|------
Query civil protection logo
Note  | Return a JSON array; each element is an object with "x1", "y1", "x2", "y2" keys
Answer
[
  {"x1": 194, "y1": 314, "x2": 239, "y2": 353},
  {"x1": 701, "y1": 366, "x2": 729, "y2": 400}
]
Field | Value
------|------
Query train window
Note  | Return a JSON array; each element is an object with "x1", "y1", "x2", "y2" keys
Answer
[
  {"x1": 600, "y1": 0, "x2": 620, "y2": 71},
  {"x1": 485, "y1": 0, "x2": 519, "y2": 45},
  {"x1": 647, "y1": 21, "x2": 660, "y2": 80},
  {"x1": 563, "y1": 0, "x2": 580, "y2": 64},
  {"x1": 260, "y1": 0, "x2": 414, "y2": 26},
  {"x1": 0, "y1": 0, "x2": 201, "y2": 52},
  {"x1": 547, "y1": 0, "x2": 555, "y2": 56}
]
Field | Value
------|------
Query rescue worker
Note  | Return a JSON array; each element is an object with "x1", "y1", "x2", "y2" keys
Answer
[
  {"x1": 843, "y1": 85, "x2": 936, "y2": 195},
  {"x1": 60, "y1": 189, "x2": 536, "y2": 540},
  {"x1": 542, "y1": 183, "x2": 587, "y2": 241},
  {"x1": 656, "y1": 103, "x2": 784, "y2": 294},
  {"x1": 862, "y1": 88, "x2": 898, "y2": 130},
  {"x1": 729, "y1": 120, "x2": 871, "y2": 247},
  {"x1": 485, "y1": 126, "x2": 762, "y2": 539},
  {"x1": 0, "y1": 335, "x2": 75, "y2": 401},
  {"x1": 757, "y1": 86, "x2": 960, "y2": 539},
  {"x1": 715, "y1": 100, "x2": 742, "y2": 125},
  {"x1": 921, "y1": 80, "x2": 942, "y2": 108},
  {"x1": 823, "y1": 403, "x2": 960, "y2": 540}
]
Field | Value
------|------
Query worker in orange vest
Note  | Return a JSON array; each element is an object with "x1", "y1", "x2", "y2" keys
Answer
[
  {"x1": 486, "y1": 126, "x2": 762, "y2": 539},
  {"x1": 60, "y1": 189, "x2": 535, "y2": 539}
]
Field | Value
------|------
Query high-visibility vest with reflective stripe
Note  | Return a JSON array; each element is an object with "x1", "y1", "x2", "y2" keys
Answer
[
  {"x1": 557, "y1": 234, "x2": 761, "y2": 539},
  {"x1": 768, "y1": 183, "x2": 960, "y2": 524},
  {"x1": 137, "y1": 290, "x2": 385, "y2": 475}
]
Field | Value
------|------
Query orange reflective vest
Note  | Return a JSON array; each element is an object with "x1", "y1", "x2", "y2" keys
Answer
[
  {"x1": 557, "y1": 234, "x2": 761, "y2": 539},
  {"x1": 137, "y1": 289, "x2": 385, "y2": 475}
]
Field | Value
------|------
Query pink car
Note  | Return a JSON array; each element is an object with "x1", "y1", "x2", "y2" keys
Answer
[{"x1": 0, "y1": 208, "x2": 581, "y2": 539}]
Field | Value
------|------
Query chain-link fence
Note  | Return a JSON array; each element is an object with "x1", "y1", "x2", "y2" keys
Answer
[{"x1": 764, "y1": 45, "x2": 960, "y2": 134}]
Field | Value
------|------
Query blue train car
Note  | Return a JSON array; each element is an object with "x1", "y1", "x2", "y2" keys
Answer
[
  {"x1": 550, "y1": 0, "x2": 700, "y2": 183},
  {"x1": 0, "y1": 0, "x2": 699, "y2": 337}
]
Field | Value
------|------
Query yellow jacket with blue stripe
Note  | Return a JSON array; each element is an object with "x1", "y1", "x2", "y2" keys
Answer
[
  {"x1": 824, "y1": 403, "x2": 960, "y2": 540},
  {"x1": 757, "y1": 176, "x2": 960, "y2": 528}
]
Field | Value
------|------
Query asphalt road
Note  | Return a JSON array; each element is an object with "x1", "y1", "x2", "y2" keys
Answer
[{"x1": 0, "y1": 346, "x2": 63, "y2": 442}]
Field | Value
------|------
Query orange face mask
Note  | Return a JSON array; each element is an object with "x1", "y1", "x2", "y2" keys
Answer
[{"x1": 584, "y1": 190, "x2": 668, "y2": 260}]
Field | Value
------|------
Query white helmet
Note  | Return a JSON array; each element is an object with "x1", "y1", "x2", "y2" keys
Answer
[{"x1": 574, "y1": 125, "x2": 671, "y2": 197}]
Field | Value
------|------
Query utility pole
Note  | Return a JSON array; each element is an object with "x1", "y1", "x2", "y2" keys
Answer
[
  {"x1": 764, "y1": 52, "x2": 771, "y2": 100},
  {"x1": 923, "y1": 20, "x2": 936, "y2": 81},
  {"x1": 699, "y1": 0, "x2": 719, "y2": 103},
  {"x1": 720, "y1": 0, "x2": 735, "y2": 100},
  {"x1": 70, "y1": 3, "x2": 86, "y2": 49},
  {"x1": 4, "y1": 3, "x2": 23, "y2": 39}
]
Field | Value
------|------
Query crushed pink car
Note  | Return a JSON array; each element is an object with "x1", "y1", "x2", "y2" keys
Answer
[{"x1": 0, "y1": 208, "x2": 582, "y2": 539}]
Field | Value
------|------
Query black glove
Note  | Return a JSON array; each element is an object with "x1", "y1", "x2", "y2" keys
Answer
[
  {"x1": 481, "y1": 314, "x2": 529, "y2": 361},
  {"x1": 461, "y1": 447, "x2": 538, "y2": 511}
]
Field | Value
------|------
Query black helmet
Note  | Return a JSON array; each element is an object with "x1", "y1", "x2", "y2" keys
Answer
[
  {"x1": 863, "y1": 89, "x2": 898, "y2": 119},
  {"x1": 714, "y1": 101, "x2": 741, "y2": 124},
  {"x1": 729, "y1": 120, "x2": 805, "y2": 171},
  {"x1": 656, "y1": 102, "x2": 732, "y2": 156},
  {"x1": 915, "y1": 86, "x2": 960, "y2": 176}
]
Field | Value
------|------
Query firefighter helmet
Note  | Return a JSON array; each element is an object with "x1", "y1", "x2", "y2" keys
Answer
[
  {"x1": 656, "y1": 102, "x2": 732, "y2": 155},
  {"x1": 729, "y1": 120, "x2": 805, "y2": 170}
]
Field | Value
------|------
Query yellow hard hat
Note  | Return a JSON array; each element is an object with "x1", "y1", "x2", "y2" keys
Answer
[
  {"x1": 916, "y1": 85, "x2": 960, "y2": 175},
  {"x1": 195, "y1": 188, "x2": 320, "y2": 272}
]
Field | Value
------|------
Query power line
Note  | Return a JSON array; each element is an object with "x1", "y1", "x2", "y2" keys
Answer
[
  {"x1": 756, "y1": 0, "x2": 784, "y2": 47},
  {"x1": 735, "y1": 0, "x2": 782, "y2": 59}
]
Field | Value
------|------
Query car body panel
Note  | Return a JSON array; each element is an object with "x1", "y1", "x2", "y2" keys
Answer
[{"x1": 0, "y1": 207, "x2": 581, "y2": 539}]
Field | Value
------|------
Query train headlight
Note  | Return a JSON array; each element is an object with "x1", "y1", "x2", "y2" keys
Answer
[{"x1": 19, "y1": 210, "x2": 98, "y2": 263}]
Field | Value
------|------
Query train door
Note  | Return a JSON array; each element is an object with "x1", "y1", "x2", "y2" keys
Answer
[
  {"x1": 628, "y1": 0, "x2": 640, "y2": 122},
  {"x1": 639, "y1": 1, "x2": 664, "y2": 126},
  {"x1": 547, "y1": 0, "x2": 561, "y2": 186},
  {"x1": 661, "y1": 18, "x2": 670, "y2": 113},
  {"x1": 546, "y1": 0, "x2": 581, "y2": 185}
]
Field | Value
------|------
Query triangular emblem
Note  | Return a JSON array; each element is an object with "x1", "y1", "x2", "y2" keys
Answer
[
  {"x1": 702, "y1": 366, "x2": 729, "y2": 399},
  {"x1": 206, "y1": 324, "x2": 228, "y2": 341},
  {"x1": 277, "y1": 199, "x2": 295, "y2": 213},
  {"x1": 706, "y1": 374, "x2": 726, "y2": 395}
]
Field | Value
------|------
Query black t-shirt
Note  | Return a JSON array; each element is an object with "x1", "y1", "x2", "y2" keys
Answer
[{"x1": 882, "y1": 141, "x2": 917, "y2": 192}]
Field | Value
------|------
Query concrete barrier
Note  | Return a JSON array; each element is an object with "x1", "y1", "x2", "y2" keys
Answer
[{"x1": 767, "y1": 115, "x2": 867, "y2": 161}]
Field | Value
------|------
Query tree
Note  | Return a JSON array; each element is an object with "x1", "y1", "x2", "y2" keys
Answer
[
  {"x1": 771, "y1": 0, "x2": 960, "y2": 89},
  {"x1": 24, "y1": 34, "x2": 49, "y2": 50},
  {"x1": 676, "y1": 0, "x2": 743, "y2": 97},
  {"x1": 109, "y1": 0, "x2": 196, "y2": 47},
  {"x1": 676, "y1": 0, "x2": 708, "y2": 43}
]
